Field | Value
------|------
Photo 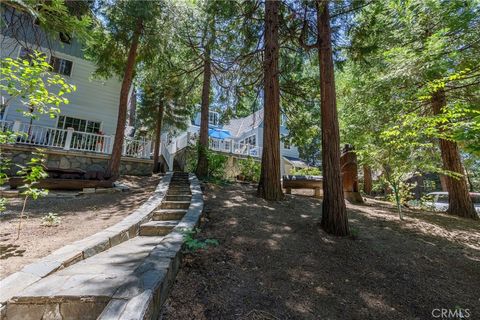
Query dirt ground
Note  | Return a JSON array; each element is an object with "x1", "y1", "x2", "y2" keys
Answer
[
  {"x1": 0, "y1": 175, "x2": 161, "y2": 278},
  {"x1": 161, "y1": 183, "x2": 480, "y2": 320}
]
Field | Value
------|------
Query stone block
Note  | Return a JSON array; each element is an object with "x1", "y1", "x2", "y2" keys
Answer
[
  {"x1": 0, "y1": 272, "x2": 41, "y2": 303},
  {"x1": 21, "y1": 259, "x2": 63, "y2": 278},
  {"x1": 81, "y1": 237, "x2": 110, "y2": 259},
  {"x1": 108, "y1": 230, "x2": 130, "y2": 247}
]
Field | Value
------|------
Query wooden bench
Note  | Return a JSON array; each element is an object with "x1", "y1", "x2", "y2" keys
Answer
[{"x1": 283, "y1": 175, "x2": 323, "y2": 198}]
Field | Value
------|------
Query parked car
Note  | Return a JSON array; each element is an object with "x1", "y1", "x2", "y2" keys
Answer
[{"x1": 425, "y1": 192, "x2": 480, "y2": 215}]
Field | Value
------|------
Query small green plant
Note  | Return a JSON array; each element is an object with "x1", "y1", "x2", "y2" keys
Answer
[
  {"x1": 350, "y1": 227, "x2": 360, "y2": 240},
  {"x1": 238, "y1": 156, "x2": 260, "y2": 182},
  {"x1": 42, "y1": 212, "x2": 61, "y2": 226},
  {"x1": 182, "y1": 228, "x2": 219, "y2": 252},
  {"x1": 16, "y1": 150, "x2": 49, "y2": 238},
  {"x1": 290, "y1": 167, "x2": 321, "y2": 176}
]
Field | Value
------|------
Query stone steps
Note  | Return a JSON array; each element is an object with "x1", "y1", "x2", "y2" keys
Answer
[
  {"x1": 139, "y1": 221, "x2": 178, "y2": 236},
  {"x1": 3, "y1": 172, "x2": 203, "y2": 320},
  {"x1": 165, "y1": 195, "x2": 191, "y2": 202},
  {"x1": 152, "y1": 209, "x2": 187, "y2": 221},
  {"x1": 160, "y1": 201, "x2": 190, "y2": 210},
  {"x1": 167, "y1": 190, "x2": 191, "y2": 196},
  {"x1": 5, "y1": 236, "x2": 167, "y2": 320}
]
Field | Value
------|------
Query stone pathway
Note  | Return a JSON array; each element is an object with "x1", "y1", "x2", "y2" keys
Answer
[{"x1": 1, "y1": 172, "x2": 203, "y2": 320}]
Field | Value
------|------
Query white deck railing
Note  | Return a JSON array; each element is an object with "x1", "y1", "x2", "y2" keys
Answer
[
  {"x1": 0, "y1": 120, "x2": 152, "y2": 159},
  {"x1": 163, "y1": 131, "x2": 262, "y2": 159},
  {"x1": 123, "y1": 137, "x2": 152, "y2": 159}
]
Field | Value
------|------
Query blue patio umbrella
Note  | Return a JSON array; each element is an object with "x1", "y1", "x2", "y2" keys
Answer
[{"x1": 208, "y1": 128, "x2": 231, "y2": 140}]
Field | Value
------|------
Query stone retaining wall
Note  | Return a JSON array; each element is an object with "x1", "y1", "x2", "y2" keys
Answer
[{"x1": 1, "y1": 144, "x2": 153, "y2": 176}]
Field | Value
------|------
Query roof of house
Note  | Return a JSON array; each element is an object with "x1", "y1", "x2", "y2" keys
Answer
[{"x1": 223, "y1": 109, "x2": 264, "y2": 138}]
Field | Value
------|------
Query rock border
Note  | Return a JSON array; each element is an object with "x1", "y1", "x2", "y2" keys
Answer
[
  {"x1": 97, "y1": 173, "x2": 204, "y2": 320},
  {"x1": 0, "y1": 172, "x2": 173, "y2": 312}
]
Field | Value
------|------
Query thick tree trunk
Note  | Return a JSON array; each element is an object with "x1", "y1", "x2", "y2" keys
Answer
[
  {"x1": 195, "y1": 45, "x2": 211, "y2": 179},
  {"x1": 439, "y1": 175, "x2": 448, "y2": 191},
  {"x1": 317, "y1": 1, "x2": 349, "y2": 236},
  {"x1": 363, "y1": 165, "x2": 373, "y2": 195},
  {"x1": 106, "y1": 19, "x2": 142, "y2": 180},
  {"x1": 431, "y1": 89, "x2": 477, "y2": 219},
  {"x1": 152, "y1": 101, "x2": 165, "y2": 174},
  {"x1": 257, "y1": 0, "x2": 283, "y2": 201}
]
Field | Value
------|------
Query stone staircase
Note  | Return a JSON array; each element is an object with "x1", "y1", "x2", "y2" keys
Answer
[{"x1": 2, "y1": 172, "x2": 202, "y2": 320}]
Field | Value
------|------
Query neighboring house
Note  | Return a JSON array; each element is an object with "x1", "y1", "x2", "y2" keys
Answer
[
  {"x1": 0, "y1": 7, "x2": 148, "y2": 160},
  {"x1": 165, "y1": 109, "x2": 308, "y2": 175}
]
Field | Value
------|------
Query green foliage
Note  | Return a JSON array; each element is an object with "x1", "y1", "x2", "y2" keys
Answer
[
  {"x1": 0, "y1": 51, "x2": 76, "y2": 120},
  {"x1": 182, "y1": 228, "x2": 219, "y2": 252},
  {"x1": 290, "y1": 167, "x2": 321, "y2": 176},
  {"x1": 186, "y1": 143, "x2": 228, "y2": 181},
  {"x1": 341, "y1": 0, "x2": 480, "y2": 189},
  {"x1": 385, "y1": 181, "x2": 414, "y2": 208},
  {"x1": 42, "y1": 212, "x2": 61, "y2": 226},
  {"x1": 238, "y1": 156, "x2": 260, "y2": 182},
  {"x1": 207, "y1": 151, "x2": 228, "y2": 179},
  {"x1": 1, "y1": 0, "x2": 92, "y2": 41},
  {"x1": 16, "y1": 151, "x2": 49, "y2": 239}
]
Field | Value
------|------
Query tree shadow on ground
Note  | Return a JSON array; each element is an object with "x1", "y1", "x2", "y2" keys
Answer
[{"x1": 161, "y1": 183, "x2": 480, "y2": 320}]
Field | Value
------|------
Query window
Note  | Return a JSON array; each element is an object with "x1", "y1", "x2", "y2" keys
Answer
[
  {"x1": 242, "y1": 134, "x2": 256, "y2": 146},
  {"x1": 50, "y1": 56, "x2": 73, "y2": 76},
  {"x1": 59, "y1": 32, "x2": 72, "y2": 44},
  {"x1": 0, "y1": 99, "x2": 6, "y2": 120},
  {"x1": 437, "y1": 194, "x2": 449, "y2": 204},
  {"x1": 57, "y1": 116, "x2": 101, "y2": 134},
  {"x1": 209, "y1": 111, "x2": 219, "y2": 126}
]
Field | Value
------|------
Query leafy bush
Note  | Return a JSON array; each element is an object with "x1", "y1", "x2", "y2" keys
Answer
[
  {"x1": 290, "y1": 167, "x2": 321, "y2": 176},
  {"x1": 185, "y1": 142, "x2": 228, "y2": 180},
  {"x1": 238, "y1": 156, "x2": 260, "y2": 182},
  {"x1": 207, "y1": 152, "x2": 228, "y2": 179}
]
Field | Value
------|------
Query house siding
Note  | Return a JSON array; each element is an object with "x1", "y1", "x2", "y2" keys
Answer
[{"x1": 1, "y1": 35, "x2": 123, "y2": 136}]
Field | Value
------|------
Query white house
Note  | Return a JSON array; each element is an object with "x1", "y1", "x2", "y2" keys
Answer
[
  {"x1": 163, "y1": 109, "x2": 308, "y2": 175},
  {"x1": 0, "y1": 8, "x2": 148, "y2": 159}
]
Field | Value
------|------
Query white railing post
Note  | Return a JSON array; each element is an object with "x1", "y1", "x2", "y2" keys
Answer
[
  {"x1": 145, "y1": 140, "x2": 152, "y2": 158},
  {"x1": 64, "y1": 127, "x2": 74, "y2": 150},
  {"x1": 108, "y1": 136, "x2": 114, "y2": 154},
  {"x1": 122, "y1": 138, "x2": 127, "y2": 156},
  {"x1": 12, "y1": 120, "x2": 21, "y2": 133}
]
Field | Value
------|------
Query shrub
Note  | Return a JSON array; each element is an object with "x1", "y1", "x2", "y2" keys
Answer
[
  {"x1": 185, "y1": 142, "x2": 228, "y2": 181},
  {"x1": 238, "y1": 156, "x2": 260, "y2": 182},
  {"x1": 290, "y1": 167, "x2": 321, "y2": 176},
  {"x1": 207, "y1": 152, "x2": 228, "y2": 179}
]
